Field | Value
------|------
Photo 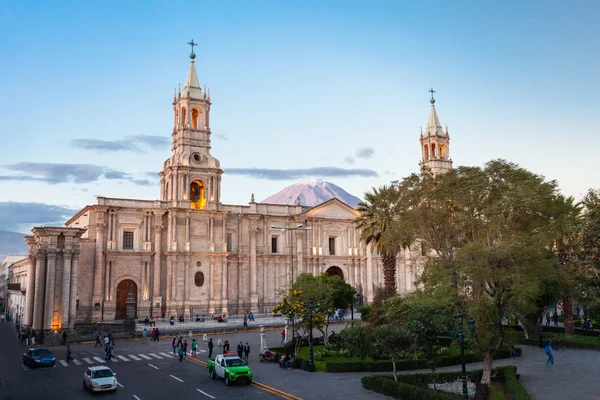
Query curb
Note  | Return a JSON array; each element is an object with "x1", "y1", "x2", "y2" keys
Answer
[{"x1": 187, "y1": 356, "x2": 302, "y2": 400}]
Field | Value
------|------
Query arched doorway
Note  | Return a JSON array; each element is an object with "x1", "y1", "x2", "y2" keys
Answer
[
  {"x1": 326, "y1": 266, "x2": 344, "y2": 280},
  {"x1": 115, "y1": 279, "x2": 137, "y2": 320}
]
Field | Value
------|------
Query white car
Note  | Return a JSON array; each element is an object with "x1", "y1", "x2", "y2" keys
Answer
[{"x1": 82, "y1": 366, "x2": 118, "y2": 393}]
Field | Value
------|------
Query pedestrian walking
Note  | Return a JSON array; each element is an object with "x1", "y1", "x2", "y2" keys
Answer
[
  {"x1": 172, "y1": 337, "x2": 177, "y2": 355},
  {"x1": 509, "y1": 345, "x2": 516, "y2": 359},
  {"x1": 142, "y1": 328, "x2": 147, "y2": 343},
  {"x1": 208, "y1": 338, "x2": 214, "y2": 359},
  {"x1": 237, "y1": 341, "x2": 243, "y2": 358},
  {"x1": 62, "y1": 331, "x2": 68, "y2": 346},
  {"x1": 183, "y1": 340, "x2": 188, "y2": 357},
  {"x1": 545, "y1": 341, "x2": 554, "y2": 366},
  {"x1": 95, "y1": 334, "x2": 102, "y2": 348},
  {"x1": 67, "y1": 345, "x2": 73, "y2": 363},
  {"x1": 223, "y1": 340, "x2": 230, "y2": 355},
  {"x1": 217, "y1": 338, "x2": 223, "y2": 348},
  {"x1": 280, "y1": 330, "x2": 285, "y2": 345},
  {"x1": 191, "y1": 339, "x2": 197, "y2": 356},
  {"x1": 30, "y1": 329, "x2": 36, "y2": 346},
  {"x1": 154, "y1": 327, "x2": 160, "y2": 341},
  {"x1": 243, "y1": 314, "x2": 248, "y2": 328},
  {"x1": 243, "y1": 342, "x2": 250, "y2": 364},
  {"x1": 545, "y1": 313, "x2": 551, "y2": 326},
  {"x1": 178, "y1": 345, "x2": 184, "y2": 362},
  {"x1": 108, "y1": 330, "x2": 115, "y2": 346}
]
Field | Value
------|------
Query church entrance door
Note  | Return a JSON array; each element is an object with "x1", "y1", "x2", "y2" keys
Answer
[
  {"x1": 326, "y1": 266, "x2": 344, "y2": 280},
  {"x1": 115, "y1": 280, "x2": 137, "y2": 320}
]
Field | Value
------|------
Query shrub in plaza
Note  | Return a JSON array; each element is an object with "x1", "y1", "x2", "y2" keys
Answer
[
  {"x1": 361, "y1": 366, "x2": 530, "y2": 400},
  {"x1": 358, "y1": 305, "x2": 371, "y2": 322},
  {"x1": 325, "y1": 347, "x2": 522, "y2": 373}
]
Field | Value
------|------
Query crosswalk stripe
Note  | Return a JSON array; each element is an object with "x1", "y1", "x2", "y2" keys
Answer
[
  {"x1": 59, "y1": 360, "x2": 69, "y2": 367},
  {"x1": 199, "y1": 349, "x2": 207, "y2": 352},
  {"x1": 138, "y1": 354, "x2": 152, "y2": 360},
  {"x1": 149, "y1": 353, "x2": 163, "y2": 359},
  {"x1": 117, "y1": 355, "x2": 130, "y2": 361},
  {"x1": 128, "y1": 354, "x2": 141, "y2": 361},
  {"x1": 83, "y1": 358, "x2": 94, "y2": 364},
  {"x1": 160, "y1": 352, "x2": 174, "y2": 358},
  {"x1": 73, "y1": 359, "x2": 82, "y2": 365},
  {"x1": 93, "y1": 357, "x2": 106, "y2": 363}
]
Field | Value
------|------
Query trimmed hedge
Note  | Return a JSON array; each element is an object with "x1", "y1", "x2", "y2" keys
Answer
[
  {"x1": 361, "y1": 366, "x2": 530, "y2": 400},
  {"x1": 519, "y1": 337, "x2": 600, "y2": 351},
  {"x1": 325, "y1": 347, "x2": 522, "y2": 373}
]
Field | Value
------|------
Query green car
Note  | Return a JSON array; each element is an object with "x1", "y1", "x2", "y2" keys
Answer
[{"x1": 207, "y1": 354, "x2": 253, "y2": 385}]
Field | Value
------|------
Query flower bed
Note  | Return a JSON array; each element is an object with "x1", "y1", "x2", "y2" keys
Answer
[{"x1": 361, "y1": 366, "x2": 530, "y2": 400}]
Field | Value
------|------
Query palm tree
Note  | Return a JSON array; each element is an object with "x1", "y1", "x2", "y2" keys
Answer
[{"x1": 355, "y1": 185, "x2": 414, "y2": 295}]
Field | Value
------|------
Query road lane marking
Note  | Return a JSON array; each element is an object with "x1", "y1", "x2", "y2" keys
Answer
[
  {"x1": 93, "y1": 357, "x2": 106, "y2": 363},
  {"x1": 170, "y1": 374, "x2": 183, "y2": 383},
  {"x1": 83, "y1": 358, "x2": 93, "y2": 364},
  {"x1": 73, "y1": 359, "x2": 82, "y2": 365},
  {"x1": 199, "y1": 349, "x2": 207, "y2": 352},
  {"x1": 59, "y1": 360, "x2": 68, "y2": 367},
  {"x1": 148, "y1": 353, "x2": 163, "y2": 359},
  {"x1": 117, "y1": 355, "x2": 130, "y2": 361},
  {"x1": 118, "y1": 383, "x2": 124, "y2": 388},
  {"x1": 138, "y1": 354, "x2": 152, "y2": 360},
  {"x1": 160, "y1": 352, "x2": 174, "y2": 358},
  {"x1": 197, "y1": 389, "x2": 215, "y2": 399},
  {"x1": 148, "y1": 363, "x2": 159, "y2": 370},
  {"x1": 128, "y1": 354, "x2": 141, "y2": 360},
  {"x1": 133, "y1": 396, "x2": 141, "y2": 400},
  {"x1": 187, "y1": 357, "x2": 301, "y2": 400}
]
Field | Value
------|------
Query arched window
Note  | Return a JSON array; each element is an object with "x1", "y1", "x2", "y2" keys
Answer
[
  {"x1": 181, "y1": 106, "x2": 187, "y2": 125},
  {"x1": 439, "y1": 143, "x2": 445, "y2": 158},
  {"x1": 423, "y1": 144, "x2": 429, "y2": 161},
  {"x1": 431, "y1": 143, "x2": 436, "y2": 158},
  {"x1": 190, "y1": 180, "x2": 206, "y2": 209},
  {"x1": 192, "y1": 108, "x2": 200, "y2": 129}
]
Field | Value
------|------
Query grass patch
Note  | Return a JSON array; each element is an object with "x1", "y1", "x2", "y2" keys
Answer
[{"x1": 490, "y1": 382, "x2": 508, "y2": 400}]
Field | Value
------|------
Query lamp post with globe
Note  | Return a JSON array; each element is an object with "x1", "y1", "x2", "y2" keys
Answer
[{"x1": 304, "y1": 299, "x2": 319, "y2": 372}]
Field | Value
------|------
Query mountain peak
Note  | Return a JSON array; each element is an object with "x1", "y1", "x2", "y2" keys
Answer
[{"x1": 261, "y1": 180, "x2": 361, "y2": 208}]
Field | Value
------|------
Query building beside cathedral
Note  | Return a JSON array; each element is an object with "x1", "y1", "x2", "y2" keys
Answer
[{"x1": 19, "y1": 50, "x2": 453, "y2": 334}]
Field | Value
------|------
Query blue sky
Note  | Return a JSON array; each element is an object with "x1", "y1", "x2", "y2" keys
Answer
[{"x1": 0, "y1": 1, "x2": 599, "y2": 232}]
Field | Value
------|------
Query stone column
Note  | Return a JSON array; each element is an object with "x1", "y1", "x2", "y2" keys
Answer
[
  {"x1": 221, "y1": 258, "x2": 228, "y2": 315},
  {"x1": 61, "y1": 250, "x2": 72, "y2": 330},
  {"x1": 24, "y1": 254, "x2": 36, "y2": 327},
  {"x1": 152, "y1": 212, "x2": 163, "y2": 317},
  {"x1": 104, "y1": 261, "x2": 111, "y2": 301},
  {"x1": 297, "y1": 232, "x2": 303, "y2": 275},
  {"x1": 68, "y1": 252, "x2": 79, "y2": 329},
  {"x1": 33, "y1": 251, "x2": 46, "y2": 331},
  {"x1": 250, "y1": 222, "x2": 258, "y2": 306},
  {"x1": 92, "y1": 210, "x2": 106, "y2": 318},
  {"x1": 43, "y1": 249, "x2": 57, "y2": 330}
]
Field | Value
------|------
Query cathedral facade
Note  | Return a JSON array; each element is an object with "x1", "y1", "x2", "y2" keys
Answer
[{"x1": 20, "y1": 51, "x2": 452, "y2": 333}]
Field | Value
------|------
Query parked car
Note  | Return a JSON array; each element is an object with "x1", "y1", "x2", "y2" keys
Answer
[
  {"x1": 82, "y1": 366, "x2": 118, "y2": 393},
  {"x1": 207, "y1": 354, "x2": 253, "y2": 385},
  {"x1": 22, "y1": 348, "x2": 55, "y2": 368}
]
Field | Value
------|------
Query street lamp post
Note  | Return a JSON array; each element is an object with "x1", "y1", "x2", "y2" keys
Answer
[
  {"x1": 453, "y1": 311, "x2": 475, "y2": 399},
  {"x1": 271, "y1": 223, "x2": 312, "y2": 337},
  {"x1": 304, "y1": 298, "x2": 318, "y2": 373}
]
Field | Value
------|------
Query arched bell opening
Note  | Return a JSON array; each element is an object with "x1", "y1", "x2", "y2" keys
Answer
[{"x1": 190, "y1": 180, "x2": 206, "y2": 209}]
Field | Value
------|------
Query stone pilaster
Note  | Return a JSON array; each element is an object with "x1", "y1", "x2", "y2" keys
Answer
[
  {"x1": 221, "y1": 257, "x2": 228, "y2": 315},
  {"x1": 43, "y1": 249, "x2": 57, "y2": 330},
  {"x1": 32, "y1": 250, "x2": 46, "y2": 331},
  {"x1": 68, "y1": 251, "x2": 79, "y2": 329},
  {"x1": 92, "y1": 209, "x2": 107, "y2": 320},
  {"x1": 249, "y1": 219, "x2": 259, "y2": 307},
  {"x1": 60, "y1": 249, "x2": 73, "y2": 329},
  {"x1": 152, "y1": 211, "x2": 163, "y2": 318},
  {"x1": 24, "y1": 253, "x2": 36, "y2": 327}
]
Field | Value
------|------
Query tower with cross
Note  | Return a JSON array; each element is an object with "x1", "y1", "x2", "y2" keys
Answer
[
  {"x1": 419, "y1": 88, "x2": 453, "y2": 175},
  {"x1": 159, "y1": 41, "x2": 223, "y2": 212}
]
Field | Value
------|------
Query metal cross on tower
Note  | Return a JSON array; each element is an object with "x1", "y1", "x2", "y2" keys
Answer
[
  {"x1": 188, "y1": 39, "x2": 198, "y2": 52},
  {"x1": 429, "y1": 87, "x2": 436, "y2": 100}
]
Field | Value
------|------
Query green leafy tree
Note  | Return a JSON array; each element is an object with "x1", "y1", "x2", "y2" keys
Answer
[{"x1": 372, "y1": 325, "x2": 411, "y2": 382}]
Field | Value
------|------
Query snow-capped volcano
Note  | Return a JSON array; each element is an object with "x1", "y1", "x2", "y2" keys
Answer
[{"x1": 261, "y1": 179, "x2": 362, "y2": 208}]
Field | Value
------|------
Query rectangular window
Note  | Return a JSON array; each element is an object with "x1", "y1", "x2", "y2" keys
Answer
[
  {"x1": 329, "y1": 237, "x2": 336, "y2": 256},
  {"x1": 271, "y1": 236, "x2": 278, "y2": 254},
  {"x1": 226, "y1": 233, "x2": 233, "y2": 253},
  {"x1": 123, "y1": 231, "x2": 134, "y2": 250}
]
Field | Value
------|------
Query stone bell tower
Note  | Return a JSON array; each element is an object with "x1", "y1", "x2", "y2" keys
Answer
[
  {"x1": 419, "y1": 88, "x2": 453, "y2": 175},
  {"x1": 159, "y1": 41, "x2": 223, "y2": 210}
]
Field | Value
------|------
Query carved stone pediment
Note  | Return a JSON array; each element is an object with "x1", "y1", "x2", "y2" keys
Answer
[{"x1": 303, "y1": 199, "x2": 359, "y2": 220}]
